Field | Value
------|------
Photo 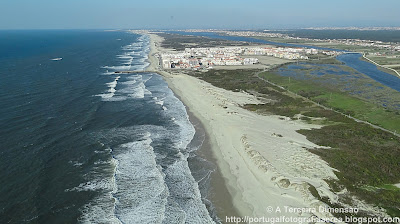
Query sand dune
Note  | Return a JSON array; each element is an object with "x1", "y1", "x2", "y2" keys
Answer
[{"x1": 164, "y1": 71, "x2": 340, "y2": 218}]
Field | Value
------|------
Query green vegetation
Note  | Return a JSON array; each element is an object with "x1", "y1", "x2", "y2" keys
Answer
[
  {"x1": 255, "y1": 36, "x2": 313, "y2": 44},
  {"x1": 307, "y1": 54, "x2": 344, "y2": 65},
  {"x1": 188, "y1": 68, "x2": 400, "y2": 219},
  {"x1": 255, "y1": 36, "x2": 394, "y2": 54},
  {"x1": 367, "y1": 56, "x2": 400, "y2": 65},
  {"x1": 300, "y1": 123, "x2": 400, "y2": 217},
  {"x1": 259, "y1": 71, "x2": 400, "y2": 133},
  {"x1": 158, "y1": 33, "x2": 260, "y2": 51},
  {"x1": 308, "y1": 184, "x2": 373, "y2": 221}
]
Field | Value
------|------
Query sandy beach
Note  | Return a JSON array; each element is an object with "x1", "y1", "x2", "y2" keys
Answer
[{"x1": 144, "y1": 32, "x2": 342, "y2": 222}]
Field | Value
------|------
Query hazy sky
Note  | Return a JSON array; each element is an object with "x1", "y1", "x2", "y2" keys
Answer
[{"x1": 0, "y1": 0, "x2": 399, "y2": 29}]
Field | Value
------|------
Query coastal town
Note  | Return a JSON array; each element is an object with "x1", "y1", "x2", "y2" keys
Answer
[
  {"x1": 221, "y1": 30, "x2": 400, "y2": 52},
  {"x1": 160, "y1": 45, "x2": 336, "y2": 69}
]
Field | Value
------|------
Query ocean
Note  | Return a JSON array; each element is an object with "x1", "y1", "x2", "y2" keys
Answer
[{"x1": 0, "y1": 30, "x2": 215, "y2": 223}]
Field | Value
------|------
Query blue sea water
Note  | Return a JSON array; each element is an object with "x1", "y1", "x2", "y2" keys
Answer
[{"x1": 0, "y1": 30, "x2": 215, "y2": 223}]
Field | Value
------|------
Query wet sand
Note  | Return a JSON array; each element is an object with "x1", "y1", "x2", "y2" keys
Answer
[{"x1": 186, "y1": 109, "x2": 241, "y2": 223}]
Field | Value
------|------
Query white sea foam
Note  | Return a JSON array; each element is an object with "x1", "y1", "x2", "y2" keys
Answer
[
  {"x1": 96, "y1": 76, "x2": 120, "y2": 100},
  {"x1": 164, "y1": 157, "x2": 215, "y2": 223},
  {"x1": 95, "y1": 93, "x2": 114, "y2": 99},
  {"x1": 163, "y1": 83, "x2": 214, "y2": 222},
  {"x1": 119, "y1": 55, "x2": 134, "y2": 66},
  {"x1": 83, "y1": 34, "x2": 215, "y2": 223},
  {"x1": 122, "y1": 43, "x2": 143, "y2": 50},
  {"x1": 146, "y1": 75, "x2": 214, "y2": 223},
  {"x1": 162, "y1": 86, "x2": 196, "y2": 152},
  {"x1": 102, "y1": 65, "x2": 131, "y2": 71},
  {"x1": 98, "y1": 34, "x2": 152, "y2": 100},
  {"x1": 97, "y1": 74, "x2": 153, "y2": 101},
  {"x1": 117, "y1": 75, "x2": 152, "y2": 99},
  {"x1": 102, "y1": 71, "x2": 115, "y2": 75},
  {"x1": 98, "y1": 96, "x2": 128, "y2": 102},
  {"x1": 66, "y1": 157, "x2": 117, "y2": 192},
  {"x1": 69, "y1": 161, "x2": 84, "y2": 167},
  {"x1": 104, "y1": 121, "x2": 211, "y2": 223},
  {"x1": 112, "y1": 134, "x2": 168, "y2": 223},
  {"x1": 154, "y1": 96, "x2": 165, "y2": 107},
  {"x1": 116, "y1": 55, "x2": 132, "y2": 59},
  {"x1": 127, "y1": 85, "x2": 145, "y2": 98},
  {"x1": 121, "y1": 79, "x2": 137, "y2": 85},
  {"x1": 66, "y1": 179, "x2": 111, "y2": 192},
  {"x1": 127, "y1": 51, "x2": 141, "y2": 56},
  {"x1": 106, "y1": 76, "x2": 120, "y2": 91},
  {"x1": 131, "y1": 63, "x2": 149, "y2": 71},
  {"x1": 78, "y1": 157, "x2": 121, "y2": 224},
  {"x1": 94, "y1": 148, "x2": 112, "y2": 154},
  {"x1": 94, "y1": 160, "x2": 110, "y2": 165}
]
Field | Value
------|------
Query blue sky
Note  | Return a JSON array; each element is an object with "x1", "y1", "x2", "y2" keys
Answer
[{"x1": 0, "y1": 0, "x2": 399, "y2": 29}]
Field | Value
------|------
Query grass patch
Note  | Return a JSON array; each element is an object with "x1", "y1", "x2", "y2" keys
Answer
[
  {"x1": 259, "y1": 71, "x2": 400, "y2": 133},
  {"x1": 309, "y1": 57, "x2": 344, "y2": 65},
  {"x1": 367, "y1": 56, "x2": 400, "y2": 65}
]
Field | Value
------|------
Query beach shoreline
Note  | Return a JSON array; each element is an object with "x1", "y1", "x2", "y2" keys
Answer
[
  {"x1": 186, "y1": 107, "x2": 242, "y2": 223},
  {"x1": 145, "y1": 32, "x2": 241, "y2": 222},
  {"x1": 144, "y1": 31, "x2": 344, "y2": 222}
]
